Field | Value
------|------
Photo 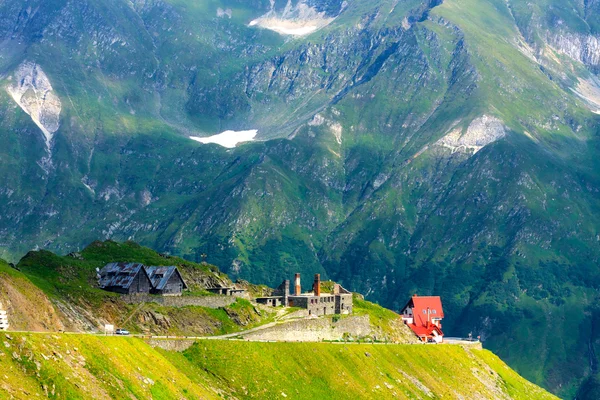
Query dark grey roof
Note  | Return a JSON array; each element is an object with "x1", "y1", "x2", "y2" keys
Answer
[
  {"x1": 145, "y1": 266, "x2": 187, "y2": 290},
  {"x1": 99, "y1": 262, "x2": 147, "y2": 289}
]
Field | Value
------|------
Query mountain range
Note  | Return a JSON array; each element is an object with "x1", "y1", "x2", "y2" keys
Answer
[{"x1": 2, "y1": 0, "x2": 600, "y2": 397}]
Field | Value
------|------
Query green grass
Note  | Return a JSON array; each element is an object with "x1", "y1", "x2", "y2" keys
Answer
[
  {"x1": 0, "y1": 332, "x2": 558, "y2": 400},
  {"x1": 0, "y1": 332, "x2": 215, "y2": 399},
  {"x1": 161, "y1": 339, "x2": 559, "y2": 400},
  {"x1": 16, "y1": 240, "x2": 227, "y2": 302}
]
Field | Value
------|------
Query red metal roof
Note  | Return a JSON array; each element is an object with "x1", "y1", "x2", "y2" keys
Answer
[{"x1": 408, "y1": 322, "x2": 444, "y2": 338}]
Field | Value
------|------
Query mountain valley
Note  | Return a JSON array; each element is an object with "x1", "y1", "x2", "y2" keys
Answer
[{"x1": 1, "y1": 0, "x2": 600, "y2": 397}]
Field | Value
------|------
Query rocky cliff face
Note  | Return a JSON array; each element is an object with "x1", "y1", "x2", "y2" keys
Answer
[
  {"x1": 437, "y1": 115, "x2": 506, "y2": 154},
  {"x1": 549, "y1": 33, "x2": 600, "y2": 68},
  {"x1": 6, "y1": 62, "x2": 61, "y2": 153}
]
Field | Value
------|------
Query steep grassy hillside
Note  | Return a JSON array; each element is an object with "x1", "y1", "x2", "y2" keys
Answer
[
  {"x1": 164, "y1": 340, "x2": 559, "y2": 399},
  {"x1": 0, "y1": 331, "x2": 558, "y2": 400},
  {"x1": 0, "y1": 333, "x2": 216, "y2": 399},
  {"x1": 0, "y1": 259, "x2": 65, "y2": 331},
  {"x1": 352, "y1": 296, "x2": 418, "y2": 343}
]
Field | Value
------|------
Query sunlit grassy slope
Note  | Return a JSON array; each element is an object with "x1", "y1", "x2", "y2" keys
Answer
[
  {"x1": 0, "y1": 333, "x2": 215, "y2": 399},
  {"x1": 0, "y1": 259, "x2": 65, "y2": 331},
  {"x1": 0, "y1": 332, "x2": 557, "y2": 400}
]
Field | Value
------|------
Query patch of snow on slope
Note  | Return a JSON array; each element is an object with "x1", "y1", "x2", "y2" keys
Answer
[
  {"x1": 438, "y1": 115, "x2": 506, "y2": 154},
  {"x1": 6, "y1": 61, "x2": 61, "y2": 153},
  {"x1": 250, "y1": 19, "x2": 319, "y2": 36},
  {"x1": 249, "y1": 1, "x2": 344, "y2": 36},
  {"x1": 190, "y1": 130, "x2": 258, "y2": 148}
]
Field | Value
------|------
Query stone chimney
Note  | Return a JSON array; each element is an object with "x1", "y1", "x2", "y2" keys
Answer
[
  {"x1": 313, "y1": 274, "x2": 321, "y2": 297},
  {"x1": 283, "y1": 280, "x2": 290, "y2": 306},
  {"x1": 294, "y1": 273, "x2": 301, "y2": 295}
]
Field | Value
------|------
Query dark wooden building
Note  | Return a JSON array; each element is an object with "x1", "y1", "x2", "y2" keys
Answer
[
  {"x1": 146, "y1": 266, "x2": 188, "y2": 296},
  {"x1": 98, "y1": 262, "x2": 152, "y2": 295}
]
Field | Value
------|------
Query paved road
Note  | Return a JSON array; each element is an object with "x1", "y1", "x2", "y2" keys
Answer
[{"x1": 3, "y1": 330, "x2": 480, "y2": 346}]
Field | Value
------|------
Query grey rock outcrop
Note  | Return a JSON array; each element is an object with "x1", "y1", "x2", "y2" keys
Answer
[
  {"x1": 6, "y1": 62, "x2": 61, "y2": 152},
  {"x1": 549, "y1": 33, "x2": 600, "y2": 68},
  {"x1": 437, "y1": 115, "x2": 506, "y2": 154}
]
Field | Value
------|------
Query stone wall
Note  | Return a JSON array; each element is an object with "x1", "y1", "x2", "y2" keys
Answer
[
  {"x1": 240, "y1": 315, "x2": 371, "y2": 342},
  {"x1": 145, "y1": 338, "x2": 197, "y2": 351},
  {"x1": 443, "y1": 339, "x2": 483, "y2": 350},
  {"x1": 122, "y1": 294, "x2": 236, "y2": 308},
  {"x1": 279, "y1": 309, "x2": 309, "y2": 320}
]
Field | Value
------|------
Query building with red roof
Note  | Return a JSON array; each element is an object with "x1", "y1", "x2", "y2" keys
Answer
[{"x1": 400, "y1": 294, "x2": 444, "y2": 343}]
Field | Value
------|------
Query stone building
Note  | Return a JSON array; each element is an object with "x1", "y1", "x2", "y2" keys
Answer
[
  {"x1": 255, "y1": 279, "x2": 290, "y2": 307},
  {"x1": 0, "y1": 301, "x2": 8, "y2": 331},
  {"x1": 206, "y1": 286, "x2": 246, "y2": 297},
  {"x1": 256, "y1": 273, "x2": 353, "y2": 316},
  {"x1": 333, "y1": 283, "x2": 353, "y2": 314}
]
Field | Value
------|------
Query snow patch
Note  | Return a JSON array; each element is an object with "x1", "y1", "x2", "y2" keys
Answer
[
  {"x1": 249, "y1": 1, "x2": 343, "y2": 36},
  {"x1": 437, "y1": 115, "x2": 506, "y2": 154},
  {"x1": 81, "y1": 177, "x2": 95, "y2": 195},
  {"x1": 6, "y1": 61, "x2": 61, "y2": 153},
  {"x1": 250, "y1": 19, "x2": 319, "y2": 35},
  {"x1": 190, "y1": 129, "x2": 258, "y2": 148}
]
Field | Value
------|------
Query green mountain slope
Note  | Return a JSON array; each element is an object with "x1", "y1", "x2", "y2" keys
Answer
[
  {"x1": 1, "y1": 0, "x2": 600, "y2": 397},
  {"x1": 0, "y1": 332, "x2": 558, "y2": 400}
]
